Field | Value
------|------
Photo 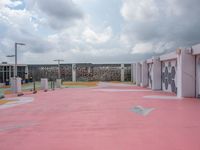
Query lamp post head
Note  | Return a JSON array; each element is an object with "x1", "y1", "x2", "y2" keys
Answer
[
  {"x1": 54, "y1": 60, "x2": 64, "y2": 62},
  {"x1": 15, "y1": 42, "x2": 25, "y2": 46},
  {"x1": 6, "y1": 55, "x2": 15, "y2": 57}
]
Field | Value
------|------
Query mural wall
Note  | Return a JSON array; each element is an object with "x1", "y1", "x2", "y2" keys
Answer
[
  {"x1": 124, "y1": 64, "x2": 132, "y2": 81},
  {"x1": 28, "y1": 64, "x2": 131, "y2": 82},
  {"x1": 28, "y1": 64, "x2": 72, "y2": 81},
  {"x1": 161, "y1": 60, "x2": 177, "y2": 93}
]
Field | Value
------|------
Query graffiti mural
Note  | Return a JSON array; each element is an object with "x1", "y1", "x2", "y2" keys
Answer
[{"x1": 161, "y1": 60, "x2": 177, "y2": 93}]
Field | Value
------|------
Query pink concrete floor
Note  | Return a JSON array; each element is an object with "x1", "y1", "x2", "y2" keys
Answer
[{"x1": 0, "y1": 83, "x2": 200, "y2": 150}]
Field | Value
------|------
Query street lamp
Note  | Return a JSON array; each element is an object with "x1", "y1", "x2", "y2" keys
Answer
[
  {"x1": 7, "y1": 42, "x2": 25, "y2": 93},
  {"x1": 14, "y1": 43, "x2": 25, "y2": 78},
  {"x1": 53, "y1": 59, "x2": 64, "y2": 79}
]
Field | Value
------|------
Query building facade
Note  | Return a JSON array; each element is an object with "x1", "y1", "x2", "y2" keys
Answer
[
  {"x1": 0, "y1": 63, "x2": 28, "y2": 84},
  {"x1": 134, "y1": 44, "x2": 200, "y2": 98},
  {"x1": 0, "y1": 63, "x2": 132, "y2": 85}
]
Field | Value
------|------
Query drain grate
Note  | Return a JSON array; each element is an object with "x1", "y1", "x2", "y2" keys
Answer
[{"x1": 131, "y1": 105, "x2": 155, "y2": 116}]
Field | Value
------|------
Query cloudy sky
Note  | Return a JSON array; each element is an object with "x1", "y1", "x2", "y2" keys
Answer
[{"x1": 0, "y1": 0, "x2": 200, "y2": 64}]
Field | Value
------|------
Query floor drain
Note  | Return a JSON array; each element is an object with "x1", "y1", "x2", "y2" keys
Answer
[{"x1": 131, "y1": 105, "x2": 155, "y2": 116}]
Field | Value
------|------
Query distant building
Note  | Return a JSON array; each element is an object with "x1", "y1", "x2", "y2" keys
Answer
[
  {"x1": 0, "y1": 63, "x2": 28, "y2": 84},
  {"x1": 0, "y1": 63, "x2": 132, "y2": 85}
]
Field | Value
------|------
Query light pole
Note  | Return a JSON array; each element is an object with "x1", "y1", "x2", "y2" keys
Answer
[
  {"x1": 6, "y1": 55, "x2": 15, "y2": 81},
  {"x1": 14, "y1": 43, "x2": 25, "y2": 78},
  {"x1": 7, "y1": 42, "x2": 25, "y2": 93},
  {"x1": 54, "y1": 59, "x2": 64, "y2": 79}
]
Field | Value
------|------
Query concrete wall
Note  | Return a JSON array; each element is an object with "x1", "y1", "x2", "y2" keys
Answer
[
  {"x1": 193, "y1": 44, "x2": 200, "y2": 98},
  {"x1": 121, "y1": 64, "x2": 125, "y2": 82},
  {"x1": 131, "y1": 63, "x2": 136, "y2": 84},
  {"x1": 11, "y1": 77, "x2": 22, "y2": 93},
  {"x1": 135, "y1": 46, "x2": 198, "y2": 98},
  {"x1": 177, "y1": 49, "x2": 195, "y2": 98},
  {"x1": 72, "y1": 64, "x2": 76, "y2": 82},
  {"x1": 141, "y1": 61, "x2": 148, "y2": 87},
  {"x1": 28, "y1": 63, "x2": 132, "y2": 82},
  {"x1": 196, "y1": 55, "x2": 200, "y2": 97},
  {"x1": 152, "y1": 58, "x2": 161, "y2": 90},
  {"x1": 136, "y1": 63, "x2": 141, "y2": 86}
]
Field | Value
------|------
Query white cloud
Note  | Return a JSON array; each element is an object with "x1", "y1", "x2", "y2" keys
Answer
[
  {"x1": 121, "y1": 0, "x2": 159, "y2": 21},
  {"x1": 82, "y1": 26, "x2": 112, "y2": 44},
  {"x1": 121, "y1": 0, "x2": 200, "y2": 54},
  {"x1": 132, "y1": 42, "x2": 153, "y2": 54},
  {"x1": 1, "y1": 0, "x2": 200, "y2": 64}
]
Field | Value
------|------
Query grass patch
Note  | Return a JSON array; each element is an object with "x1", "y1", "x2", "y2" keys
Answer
[
  {"x1": 0, "y1": 100, "x2": 12, "y2": 105},
  {"x1": 62, "y1": 81, "x2": 99, "y2": 87}
]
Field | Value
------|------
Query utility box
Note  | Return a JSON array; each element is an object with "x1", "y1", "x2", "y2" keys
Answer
[
  {"x1": 56, "y1": 79, "x2": 62, "y2": 88},
  {"x1": 41, "y1": 78, "x2": 48, "y2": 91},
  {"x1": 11, "y1": 77, "x2": 22, "y2": 93}
]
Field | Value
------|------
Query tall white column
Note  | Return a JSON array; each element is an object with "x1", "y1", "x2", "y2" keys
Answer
[
  {"x1": 141, "y1": 61, "x2": 148, "y2": 87},
  {"x1": 131, "y1": 63, "x2": 136, "y2": 84},
  {"x1": 41, "y1": 78, "x2": 48, "y2": 91},
  {"x1": 25, "y1": 65, "x2": 29, "y2": 80},
  {"x1": 152, "y1": 57, "x2": 162, "y2": 90},
  {"x1": 72, "y1": 64, "x2": 76, "y2": 82},
  {"x1": 56, "y1": 79, "x2": 62, "y2": 88},
  {"x1": 9, "y1": 65, "x2": 11, "y2": 82},
  {"x1": 11, "y1": 77, "x2": 22, "y2": 93},
  {"x1": 2, "y1": 66, "x2": 4, "y2": 83},
  {"x1": 136, "y1": 63, "x2": 141, "y2": 86},
  {"x1": 177, "y1": 48, "x2": 195, "y2": 98},
  {"x1": 121, "y1": 64, "x2": 125, "y2": 82}
]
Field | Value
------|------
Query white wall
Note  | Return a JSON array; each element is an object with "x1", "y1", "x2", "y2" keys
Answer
[
  {"x1": 141, "y1": 61, "x2": 148, "y2": 87},
  {"x1": 136, "y1": 63, "x2": 141, "y2": 86},
  {"x1": 131, "y1": 63, "x2": 136, "y2": 84},
  {"x1": 72, "y1": 64, "x2": 76, "y2": 82},
  {"x1": 121, "y1": 64, "x2": 125, "y2": 82},
  {"x1": 196, "y1": 55, "x2": 200, "y2": 97},
  {"x1": 192, "y1": 44, "x2": 200, "y2": 55},
  {"x1": 41, "y1": 78, "x2": 48, "y2": 91},
  {"x1": 152, "y1": 58, "x2": 162, "y2": 90},
  {"x1": 177, "y1": 49, "x2": 195, "y2": 98},
  {"x1": 11, "y1": 77, "x2": 22, "y2": 93}
]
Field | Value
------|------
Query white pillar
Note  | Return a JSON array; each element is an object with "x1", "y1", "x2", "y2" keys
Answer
[
  {"x1": 141, "y1": 61, "x2": 148, "y2": 87},
  {"x1": 2, "y1": 66, "x2": 4, "y2": 83},
  {"x1": 177, "y1": 49, "x2": 195, "y2": 98},
  {"x1": 136, "y1": 63, "x2": 141, "y2": 86},
  {"x1": 41, "y1": 78, "x2": 48, "y2": 91},
  {"x1": 9, "y1": 65, "x2": 11, "y2": 82},
  {"x1": 72, "y1": 64, "x2": 76, "y2": 82},
  {"x1": 56, "y1": 79, "x2": 62, "y2": 88},
  {"x1": 11, "y1": 77, "x2": 22, "y2": 93},
  {"x1": 25, "y1": 66, "x2": 29, "y2": 80},
  {"x1": 131, "y1": 63, "x2": 136, "y2": 84},
  {"x1": 121, "y1": 64, "x2": 125, "y2": 82},
  {"x1": 152, "y1": 57, "x2": 162, "y2": 90}
]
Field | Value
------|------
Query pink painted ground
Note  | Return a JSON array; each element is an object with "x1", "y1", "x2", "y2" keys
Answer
[{"x1": 0, "y1": 83, "x2": 200, "y2": 150}]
